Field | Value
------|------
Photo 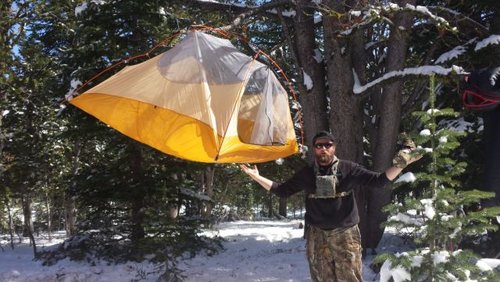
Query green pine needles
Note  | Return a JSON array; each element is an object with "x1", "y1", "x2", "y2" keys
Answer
[{"x1": 374, "y1": 75, "x2": 500, "y2": 282}]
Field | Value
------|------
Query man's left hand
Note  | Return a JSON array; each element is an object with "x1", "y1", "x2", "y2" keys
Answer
[{"x1": 392, "y1": 138, "x2": 423, "y2": 169}]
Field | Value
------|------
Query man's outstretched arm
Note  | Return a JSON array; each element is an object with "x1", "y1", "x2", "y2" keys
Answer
[{"x1": 240, "y1": 164, "x2": 274, "y2": 191}]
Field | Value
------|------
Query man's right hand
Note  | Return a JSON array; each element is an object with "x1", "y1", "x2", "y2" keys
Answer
[
  {"x1": 240, "y1": 164, "x2": 273, "y2": 191},
  {"x1": 240, "y1": 164, "x2": 259, "y2": 177}
]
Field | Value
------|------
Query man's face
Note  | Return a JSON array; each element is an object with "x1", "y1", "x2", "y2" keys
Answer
[{"x1": 313, "y1": 137, "x2": 336, "y2": 166}]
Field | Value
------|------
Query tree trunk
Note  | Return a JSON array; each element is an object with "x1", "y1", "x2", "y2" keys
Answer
[
  {"x1": 292, "y1": 0, "x2": 329, "y2": 153},
  {"x1": 278, "y1": 197, "x2": 287, "y2": 217},
  {"x1": 364, "y1": 0, "x2": 416, "y2": 249},
  {"x1": 268, "y1": 193, "x2": 273, "y2": 217},
  {"x1": 0, "y1": 114, "x2": 5, "y2": 178},
  {"x1": 201, "y1": 165, "x2": 215, "y2": 219},
  {"x1": 129, "y1": 143, "x2": 145, "y2": 242},
  {"x1": 21, "y1": 193, "x2": 37, "y2": 256},
  {"x1": 130, "y1": 198, "x2": 146, "y2": 241},
  {"x1": 4, "y1": 194, "x2": 15, "y2": 249},
  {"x1": 65, "y1": 139, "x2": 81, "y2": 236},
  {"x1": 45, "y1": 190, "x2": 52, "y2": 241},
  {"x1": 323, "y1": 0, "x2": 365, "y2": 162},
  {"x1": 64, "y1": 195, "x2": 77, "y2": 236},
  {"x1": 482, "y1": 108, "x2": 500, "y2": 207},
  {"x1": 482, "y1": 0, "x2": 500, "y2": 207}
]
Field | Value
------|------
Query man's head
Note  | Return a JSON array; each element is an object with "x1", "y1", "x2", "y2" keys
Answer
[{"x1": 312, "y1": 131, "x2": 337, "y2": 166}]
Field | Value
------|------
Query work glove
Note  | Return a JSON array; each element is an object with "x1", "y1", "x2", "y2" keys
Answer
[{"x1": 392, "y1": 136, "x2": 418, "y2": 169}]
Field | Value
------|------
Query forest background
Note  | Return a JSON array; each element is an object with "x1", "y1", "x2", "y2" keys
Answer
[{"x1": 1, "y1": 0, "x2": 499, "y2": 280}]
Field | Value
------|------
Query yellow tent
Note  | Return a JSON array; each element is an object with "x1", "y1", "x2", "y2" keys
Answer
[{"x1": 69, "y1": 31, "x2": 298, "y2": 163}]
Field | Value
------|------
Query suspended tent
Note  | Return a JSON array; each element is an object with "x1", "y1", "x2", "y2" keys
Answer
[{"x1": 69, "y1": 30, "x2": 300, "y2": 163}]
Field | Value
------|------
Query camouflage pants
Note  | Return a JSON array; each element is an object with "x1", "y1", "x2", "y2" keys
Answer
[{"x1": 306, "y1": 224, "x2": 363, "y2": 282}]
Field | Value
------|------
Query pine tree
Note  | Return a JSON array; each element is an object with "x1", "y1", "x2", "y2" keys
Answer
[{"x1": 375, "y1": 75, "x2": 500, "y2": 282}]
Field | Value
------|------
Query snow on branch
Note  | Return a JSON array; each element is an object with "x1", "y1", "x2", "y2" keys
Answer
[
  {"x1": 333, "y1": 2, "x2": 455, "y2": 36},
  {"x1": 403, "y1": 4, "x2": 451, "y2": 28},
  {"x1": 352, "y1": 65, "x2": 465, "y2": 94},
  {"x1": 181, "y1": 188, "x2": 212, "y2": 202},
  {"x1": 427, "y1": 6, "x2": 489, "y2": 35},
  {"x1": 433, "y1": 35, "x2": 499, "y2": 64},
  {"x1": 475, "y1": 35, "x2": 500, "y2": 51},
  {"x1": 434, "y1": 38, "x2": 476, "y2": 64},
  {"x1": 215, "y1": 0, "x2": 294, "y2": 31}
]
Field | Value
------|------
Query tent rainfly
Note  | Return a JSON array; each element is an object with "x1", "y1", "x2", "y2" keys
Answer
[{"x1": 70, "y1": 31, "x2": 299, "y2": 163}]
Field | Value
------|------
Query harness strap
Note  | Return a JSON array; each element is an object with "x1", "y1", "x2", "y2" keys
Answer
[{"x1": 308, "y1": 190, "x2": 352, "y2": 199}]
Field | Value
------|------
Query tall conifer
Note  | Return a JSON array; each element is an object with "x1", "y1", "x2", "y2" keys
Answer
[{"x1": 375, "y1": 75, "x2": 500, "y2": 281}]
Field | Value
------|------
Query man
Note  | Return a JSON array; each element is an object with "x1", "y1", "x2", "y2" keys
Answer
[{"x1": 240, "y1": 131, "x2": 421, "y2": 282}]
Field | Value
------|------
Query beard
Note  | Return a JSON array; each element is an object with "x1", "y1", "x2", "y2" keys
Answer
[{"x1": 316, "y1": 153, "x2": 333, "y2": 166}]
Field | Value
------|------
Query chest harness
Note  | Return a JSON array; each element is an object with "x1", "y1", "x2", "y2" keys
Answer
[{"x1": 308, "y1": 157, "x2": 352, "y2": 199}]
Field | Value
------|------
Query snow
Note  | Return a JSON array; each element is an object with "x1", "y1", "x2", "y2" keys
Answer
[
  {"x1": 352, "y1": 65, "x2": 465, "y2": 94},
  {"x1": 411, "y1": 255, "x2": 423, "y2": 267},
  {"x1": 302, "y1": 70, "x2": 313, "y2": 90},
  {"x1": 313, "y1": 12, "x2": 322, "y2": 24},
  {"x1": 427, "y1": 108, "x2": 441, "y2": 115},
  {"x1": 350, "y1": 10, "x2": 362, "y2": 17},
  {"x1": 380, "y1": 259, "x2": 411, "y2": 282},
  {"x1": 440, "y1": 117, "x2": 477, "y2": 133},
  {"x1": 435, "y1": 45, "x2": 467, "y2": 64},
  {"x1": 390, "y1": 212, "x2": 418, "y2": 225},
  {"x1": 474, "y1": 35, "x2": 500, "y2": 51},
  {"x1": 74, "y1": 3, "x2": 88, "y2": 16},
  {"x1": 405, "y1": 4, "x2": 449, "y2": 27},
  {"x1": 0, "y1": 220, "x2": 415, "y2": 282},
  {"x1": 267, "y1": 8, "x2": 296, "y2": 18},
  {"x1": 65, "y1": 79, "x2": 82, "y2": 101},
  {"x1": 75, "y1": 0, "x2": 106, "y2": 16},
  {"x1": 420, "y1": 198, "x2": 436, "y2": 220},
  {"x1": 435, "y1": 35, "x2": 499, "y2": 63},
  {"x1": 181, "y1": 188, "x2": 211, "y2": 201},
  {"x1": 2, "y1": 220, "x2": 499, "y2": 281},
  {"x1": 476, "y1": 258, "x2": 500, "y2": 272},
  {"x1": 313, "y1": 49, "x2": 322, "y2": 63},
  {"x1": 432, "y1": 250, "x2": 450, "y2": 265},
  {"x1": 281, "y1": 9, "x2": 297, "y2": 18},
  {"x1": 395, "y1": 172, "x2": 417, "y2": 184},
  {"x1": 420, "y1": 129, "x2": 431, "y2": 136}
]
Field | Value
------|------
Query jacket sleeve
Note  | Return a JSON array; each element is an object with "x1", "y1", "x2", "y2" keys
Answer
[
  {"x1": 344, "y1": 161, "x2": 391, "y2": 189},
  {"x1": 269, "y1": 166, "x2": 311, "y2": 198}
]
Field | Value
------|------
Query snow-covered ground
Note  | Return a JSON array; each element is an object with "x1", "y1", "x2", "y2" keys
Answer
[{"x1": 0, "y1": 220, "x2": 417, "y2": 282}]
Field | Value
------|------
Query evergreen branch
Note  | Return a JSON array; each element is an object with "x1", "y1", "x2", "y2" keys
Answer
[
  {"x1": 182, "y1": 0, "x2": 295, "y2": 31},
  {"x1": 319, "y1": 3, "x2": 459, "y2": 37},
  {"x1": 427, "y1": 6, "x2": 490, "y2": 36},
  {"x1": 353, "y1": 65, "x2": 466, "y2": 95},
  {"x1": 218, "y1": 0, "x2": 295, "y2": 31}
]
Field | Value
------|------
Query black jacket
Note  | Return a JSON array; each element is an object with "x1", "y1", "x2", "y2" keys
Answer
[{"x1": 270, "y1": 159, "x2": 391, "y2": 230}]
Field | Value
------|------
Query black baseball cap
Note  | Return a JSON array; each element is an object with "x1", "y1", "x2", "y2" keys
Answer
[{"x1": 312, "y1": 131, "x2": 336, "y2": 144}]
